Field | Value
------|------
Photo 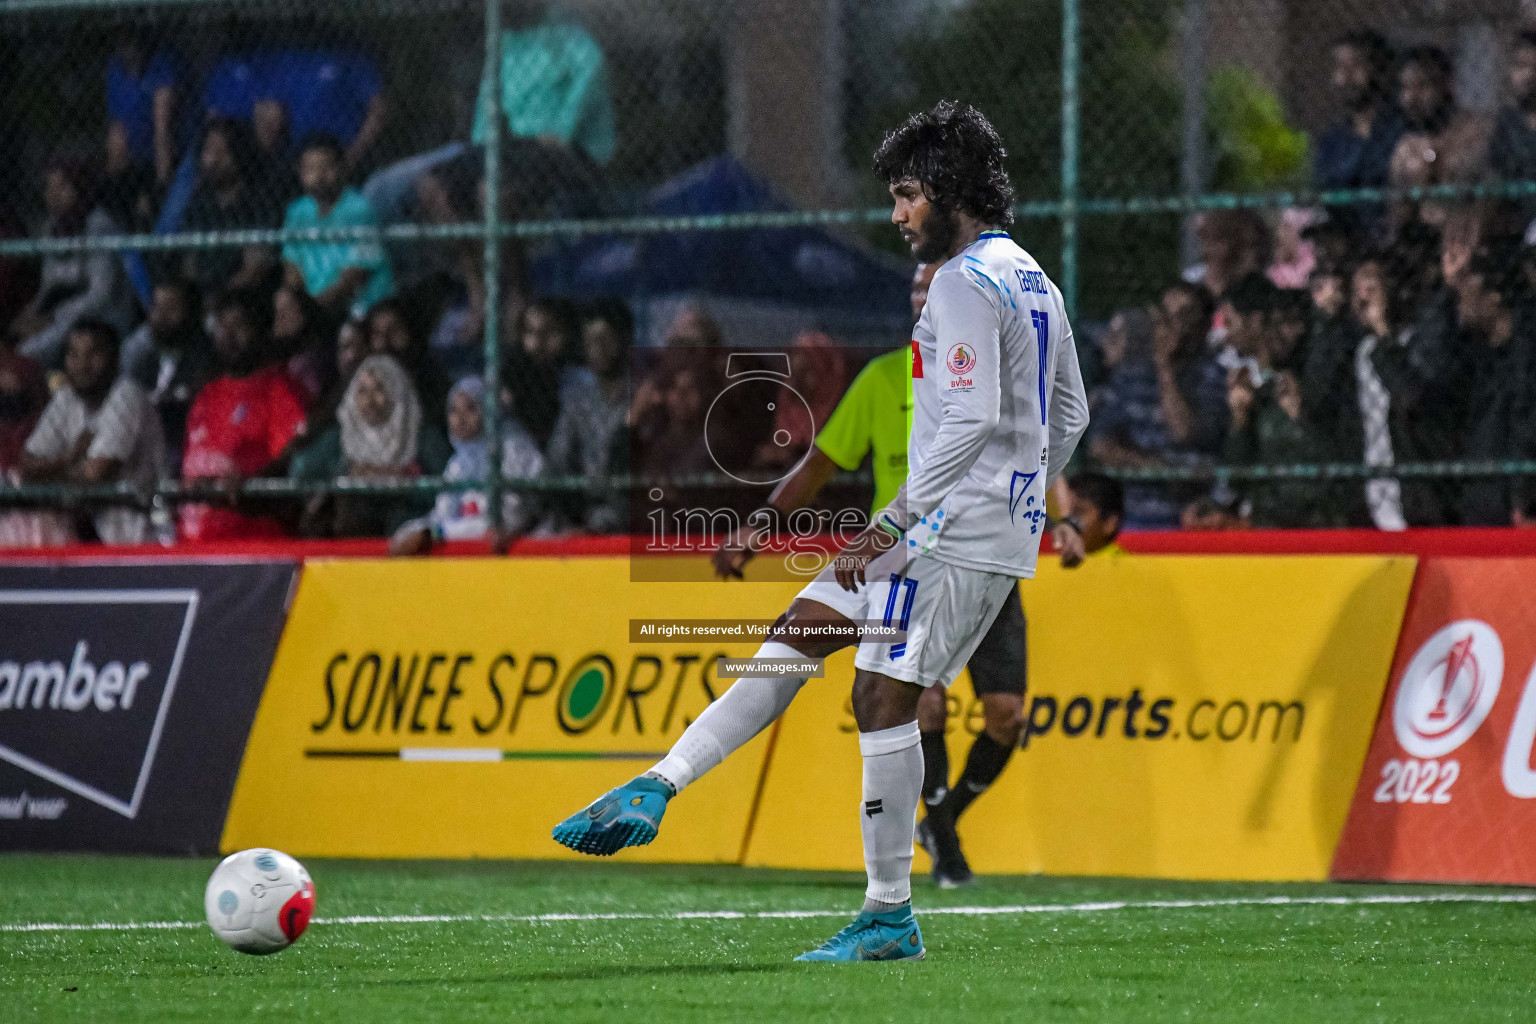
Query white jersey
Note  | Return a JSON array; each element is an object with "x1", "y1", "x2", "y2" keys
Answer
[{"x1": 885, "y1": 231, "x2": 1089, "y2": 578}]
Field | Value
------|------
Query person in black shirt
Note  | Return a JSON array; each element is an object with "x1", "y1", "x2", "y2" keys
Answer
[{"x1": 181, "y1": 118, "x2": 285, "y2": 299}]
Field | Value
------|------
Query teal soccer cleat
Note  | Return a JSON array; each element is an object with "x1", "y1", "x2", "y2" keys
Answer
[
  {"x1": 551, "y1": 777, "x2": 672, "y2": 856},
  {"x1": 794, "y1": 906, "x2": 926, "y2": 962}
]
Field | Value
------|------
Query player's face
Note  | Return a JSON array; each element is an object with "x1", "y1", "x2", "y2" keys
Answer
[
  {"x1": 890, "y1": 180, "x2": 957, "y2": 263},
  {"x1": 910, "y1": 262, "x2": 938, "y2": 321}
]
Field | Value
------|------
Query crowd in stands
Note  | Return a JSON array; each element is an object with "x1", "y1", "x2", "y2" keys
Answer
[
  {"x1": 5, "y1": 20, "x2": 1536, "y2": 546},
  {"x1": 0, "y1": 16, "x2": 635, "y2": 548},
  {"x1": 1085, "y1": 28, "x2": 1536, "y2": 531}
]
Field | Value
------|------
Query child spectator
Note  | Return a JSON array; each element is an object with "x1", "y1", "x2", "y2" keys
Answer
[
  {"x1": 543, "y1": 299, "x2": 632, "y2": 533},
  {"x1": 120, "y1": 278, "x2": 213, "y2": 468},
  {"x1": 289, "y1": 353, "x2": 449, "y2": 538},
  {"x1": 11, "y1": 158, "x2": 139, "y2": 369},
  {"x1": 181, "y1": 119, "x2": 285, "y2": 298},
  {"x1": 281, "y1": 134, "x2": 394, "y2": 318},
  {"x1": 179, "y1": 290, "x2": 310, "y2": 541},
  {"x1": 16, "y1": 321, "x2": 164, "y2": 544},
  {"x1": 387, "y1": 375, "x2": 546, "y2": 554},
  {"x1": 1063, "y1": 471, "x2": 1125, "y2": 555}
]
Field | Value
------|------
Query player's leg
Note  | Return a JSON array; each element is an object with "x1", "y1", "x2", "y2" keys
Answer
[
  {"x1": 917, "y1": 685, "x2": 950, "y2": 805},
  {"x1": 922, "y1": 583, "x2": 1025, "y2": 886},
  {"x1": 552, "y1": 598, "x2": 855, "y2": 856},
  {"x1": 798, "y1": 559, "x2": 1016, "y2": 961},
  {"x1": 796, "y1": 668, "x2": 928, "y2": 962}
]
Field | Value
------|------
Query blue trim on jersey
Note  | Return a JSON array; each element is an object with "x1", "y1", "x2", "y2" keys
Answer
[{"x1": 978, "y1": 230, "x2": 1011, "y2": 239}]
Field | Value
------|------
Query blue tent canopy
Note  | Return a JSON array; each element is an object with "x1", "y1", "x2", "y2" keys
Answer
[{"x1": 529, "y1": 156, "x2": 909, "y2": 315}]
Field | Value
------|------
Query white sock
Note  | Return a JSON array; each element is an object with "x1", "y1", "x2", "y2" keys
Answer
[
  {"x1": 859, "y1": 720, "x2": 922, "y2": 906},
  {"x1": 648, "y1": 642, "x2": 807, "y2": 794}
]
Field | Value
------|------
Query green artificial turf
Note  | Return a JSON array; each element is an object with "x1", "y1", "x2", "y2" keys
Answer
[{"x1": 2, "y1": 855, "x2": 1534, "y2": 1022}]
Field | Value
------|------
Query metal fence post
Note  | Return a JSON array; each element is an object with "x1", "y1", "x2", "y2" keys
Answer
[
  {"x1": 481, "y1": 0, "x2": 504, "y2": 539},
  {"x1": 1060, "y1": 0, "x2": 1080, "y2": 321},
  {"x1": 1179, "y1": 0, "x2": 1207, "y2": 268}
]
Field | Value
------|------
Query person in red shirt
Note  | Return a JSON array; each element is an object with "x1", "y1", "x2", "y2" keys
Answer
[{"x1": 179, "y1": 289, "x2": 310, "y2": 540}]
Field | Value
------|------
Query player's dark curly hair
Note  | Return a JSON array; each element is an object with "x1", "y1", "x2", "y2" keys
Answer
[{"x1": 873, "y1": 100, "x2": 1015, "y2": 225}]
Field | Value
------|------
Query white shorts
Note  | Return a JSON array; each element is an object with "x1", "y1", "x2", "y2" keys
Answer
[{"x1": 794, "y1": 546, "x2": 1017, "y2": 689}]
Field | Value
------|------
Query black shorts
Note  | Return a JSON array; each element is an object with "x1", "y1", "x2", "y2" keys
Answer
[{"x1": 966, "y1": 580, "x2": 1026, "y2": 697}]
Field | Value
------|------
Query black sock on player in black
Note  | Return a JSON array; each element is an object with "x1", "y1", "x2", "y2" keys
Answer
[
  {"x1": 920, "y1": 731, "x2": 949, "y2": 806},
  {"x1": 940, "y1": 732, "x2": 1014, "y2": 822}
]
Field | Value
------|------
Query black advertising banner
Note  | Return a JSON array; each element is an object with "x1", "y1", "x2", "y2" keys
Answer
[{"x1": 0, "y1": 560, "x2": 295, "y2": 853}]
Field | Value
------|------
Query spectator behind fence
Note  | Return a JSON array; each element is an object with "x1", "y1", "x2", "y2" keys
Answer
[
  {"x1": 414, "y1": 17, "x2": 615, "y2": 334},
  {"x1": 290, "y1": 353, "x2": 449, "y2": 538},
  {"x1": 104, "y1": 28, "x2": 188, "y2": 229},
  {"x1": 1063, "y1": 471, "x2": 1126, "y2": 556},
  {"x1": 120, "y1": 278, "x2": 213, "y2": 468},
  {"x1": 753, "y1": 330, "x2": 850, "y2": 473},
  {"x1": 1268, "y1": 208, "x2": 1319, "y2": 290},
  {"x1": 1389, "y1": 46, "x2": 1491, "y2": 234},
  {"x1": 1342, "y1": 256, "x2": 1461, "y2": 529},
  {"x1": 310, "y1": 314, "x2": 370, "y2": 439},
  {"x1": 1088, "y1": 282, "x2": 1227, "y2": 529},
  {"x1": 1189, "y1": 209, "x2": 1270, "y2": 306},
  {"x1": 1450, "y1": 245, "x2": 1536, "y2": 525},
  {"x1": 1220, "y1": 279, "x2": 1344, "y2": 528},
  {"x1": 1314, "y1": 30, "x2": 1404, "y2": 244},
  {"x1": 253, "y1": 49, "x2": 387, "y2": 173},
  {"x1": 10, "y1": 158, "x2": 138, "y2": 369},
  {"x1": 387, "y1": 375, "x2": 546, "y2": 555},
  {"x1": 179, "y1": 290, "x2": 310, "y2": 541},
  {"x1": 281, "y1": 134, "x2": 394, "y2": 319},
  {"x1": 0, "y1": 203, "x2": 39, "y2": 333},
  {"x1": 0, "y1": 326, "x2": 48, "y2": 477},
  {"x1": 504, "y1": 297, "x2": 586, "y2": 450},
  {"x1": 367, "y1": 297, "x2": 451, "y2": 425},
  {"x1": 543, "y1": 299, "x2": 632, "y2": 533},
  {"x1": 273, "y1": 284, "x2": 337, "y2": 408},
  {"x1": 181, "y1": 119, "x2": 284, "y2": 299},
  {"x1": 15, "y1": 321, "x2": 164, "y2": 545},
  {"x1": 1489, "y1": 31, "x2": 1536, "y2": 238}
]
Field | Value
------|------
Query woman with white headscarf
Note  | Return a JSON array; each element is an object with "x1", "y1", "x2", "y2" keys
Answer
[
  {"x1": 387, "y1": 373, "x2": 546, "y2": 555},
  {"x1": 291, "y1": 353, "x2": 451, "y2": 537}
]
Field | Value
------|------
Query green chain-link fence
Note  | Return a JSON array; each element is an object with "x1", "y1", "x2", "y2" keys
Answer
[{"x1": 0, "y1": 0, "x2": 1532, "y2": 541}]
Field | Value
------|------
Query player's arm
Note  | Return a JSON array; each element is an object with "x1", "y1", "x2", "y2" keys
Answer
[
  {"x1": 877, "y1": 269, "x2": 999, "y2": 534},
  {"x1": 713, "y1": 364, "x2": 872, "y2": 580},
  {"x1": 1045, "y1": 313, "x2": 1089, "y2": 486},
  {"x1": 711, "y1": 447, "x2": 840, "y2": 579}
]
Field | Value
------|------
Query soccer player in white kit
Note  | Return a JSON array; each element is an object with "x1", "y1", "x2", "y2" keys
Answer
[{"x1": 553, "y1": 100, "x2": 1090, "y2": 962}]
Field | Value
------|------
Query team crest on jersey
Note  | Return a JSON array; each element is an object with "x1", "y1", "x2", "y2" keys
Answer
[{"x1": 946, "y1": 343, "x2": 976, "y2": 375}]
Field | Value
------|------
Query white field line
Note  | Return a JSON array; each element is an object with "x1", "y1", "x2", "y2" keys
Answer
[{"x1": 3, "y1": 891, "x2": 1533, "y2": 935}]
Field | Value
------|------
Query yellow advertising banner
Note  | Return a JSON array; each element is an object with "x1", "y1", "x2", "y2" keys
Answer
[
  {"x1": 222, "y1": 557, "x2": 806, "y2": 861},
  {"x1": 744, "y1": 555, "x2": 1416, "y2": 880}
]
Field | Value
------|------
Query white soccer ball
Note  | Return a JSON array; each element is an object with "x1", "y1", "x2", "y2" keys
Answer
[{"x1": 204, "y1": 848, "x2": 315, "y2": 955}]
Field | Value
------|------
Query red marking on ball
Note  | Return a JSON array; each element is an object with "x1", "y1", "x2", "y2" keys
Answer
[{"x1": 279, "y1": 881, "x2": 315, "y2": 941}]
